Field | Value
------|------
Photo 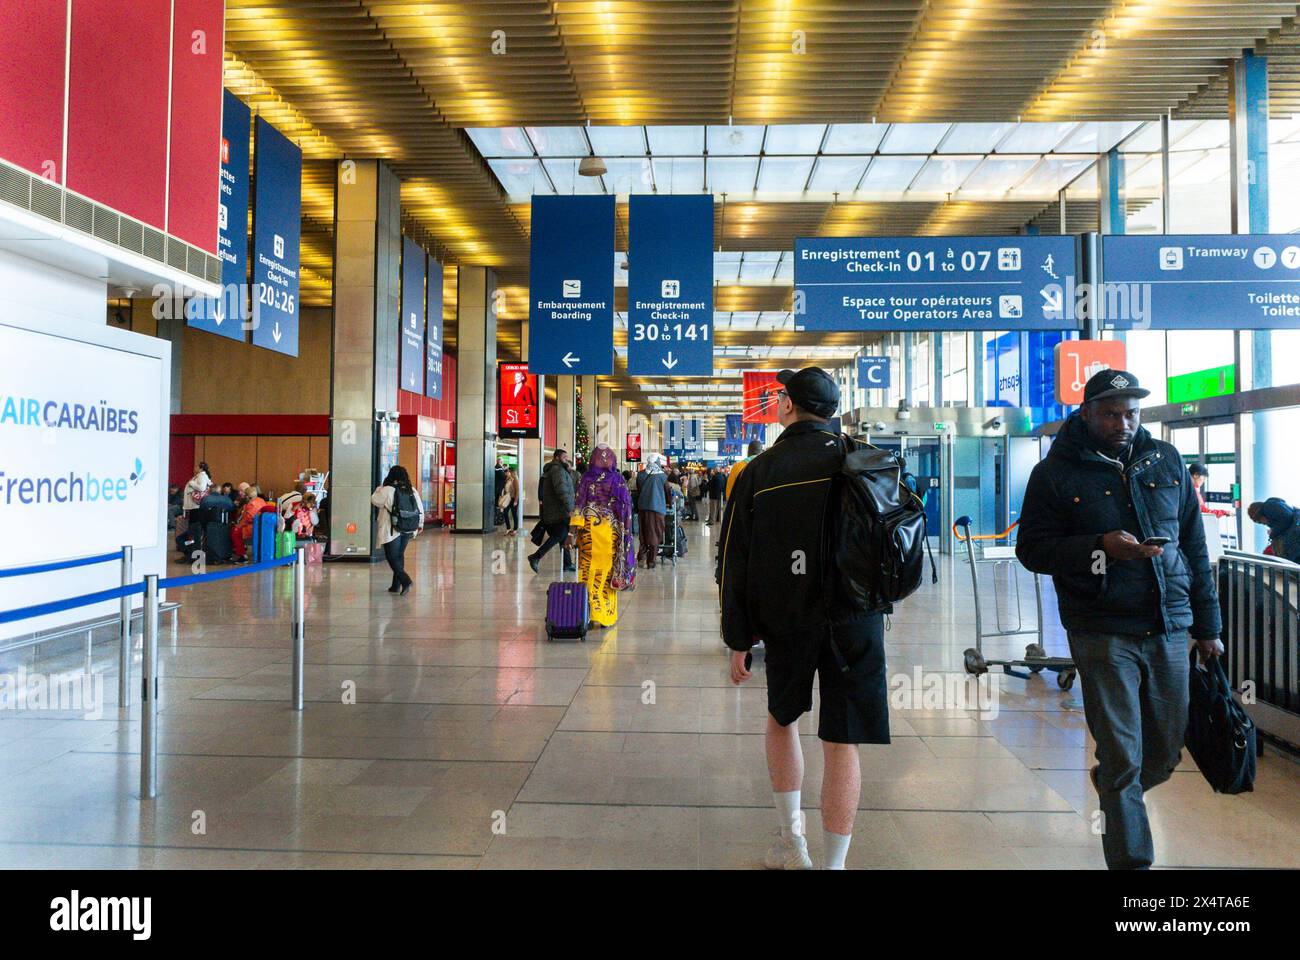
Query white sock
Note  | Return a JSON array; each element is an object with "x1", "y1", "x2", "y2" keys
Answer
[
  {"x1": 773, "y1": 790, "x2": 803, "y2": 840},
  {"x1": 823, "y1": 830, "x2": 851, "y2": 870}
]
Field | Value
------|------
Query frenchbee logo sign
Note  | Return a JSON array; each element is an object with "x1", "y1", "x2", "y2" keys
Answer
[{"x1": 0, "y1": 325, "x2": 162, "y2": 568}]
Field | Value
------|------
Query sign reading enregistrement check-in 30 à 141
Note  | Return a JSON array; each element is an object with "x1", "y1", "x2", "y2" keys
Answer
[
  {"x1": 187, "y1": 90, "x2": 249, "y2": 339},
  {"x1": 794, "y1": 236, "x2": 1078, "y2": 331},
  {"x1": 426, "y1": 256, "x2": 444, "y2": 399},
  {"x1": 1102, "y1": 235, "x2": 1300, "y2": 329},
  {"x1": 251, "y1": 116, "x2": 302, "y2": 356},
  {"x1": 627, "y1": 195, "x2": 714, "y2": 376},
  {"x1": 528, "y1": 195, "x2": 614, "y2": 375},
  {"x1": 399, "y1": 237, "x2": 426, "y2": 393}
]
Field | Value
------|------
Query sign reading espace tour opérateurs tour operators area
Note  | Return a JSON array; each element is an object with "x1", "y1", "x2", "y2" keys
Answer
[
  {"x1": 250, "y1": 116, "x2": 302, "y2": 356},
  {"x1": 186, "y1": 89, "x2": 249, "y2": 339},
  {"x1": 794, "y1": 236, "x2": 1078, "y2": 331},
  {"x1": 528, "y1": 195, "x2": 615, "y2": 376}
]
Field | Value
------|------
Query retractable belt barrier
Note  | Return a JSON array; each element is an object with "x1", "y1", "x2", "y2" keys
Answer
[{"x1": 0, "y1": 546, "x2": 309, "y2": 801}]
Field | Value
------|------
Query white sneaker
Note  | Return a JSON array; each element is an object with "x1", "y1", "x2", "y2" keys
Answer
[{"x1": 764, "y1": 832, "x2": 813, "y2": 870}]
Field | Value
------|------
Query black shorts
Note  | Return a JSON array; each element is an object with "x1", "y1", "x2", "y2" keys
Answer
[{"x1": 762, "y1": 614, "x2": 889, "y2": 744}]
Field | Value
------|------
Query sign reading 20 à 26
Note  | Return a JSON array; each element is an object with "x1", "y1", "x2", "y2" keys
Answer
[
  {"x1": 528, "y1": 195, "x2": 614, "y2": 376},
  {"x1": 251, "y1": 116, "x2": 302, "y2": 356},
  {"x1": 1102, "y1": 234, "x2": 1300, "y2": 330},
  {"x1": 794, "y1": 236, "x2": 1078, "y2": 331},
  {"x1": 627, "y1": 195, "x2": 714, "y2": 377}
]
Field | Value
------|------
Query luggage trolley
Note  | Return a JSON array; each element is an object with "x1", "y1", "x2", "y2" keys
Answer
[{"x1": 955, "y1": 516, "x2": 1076, "y2": 691}]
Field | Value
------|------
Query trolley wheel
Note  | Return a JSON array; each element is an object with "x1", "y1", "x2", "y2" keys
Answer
[
  {"x1": 963, "y1": 648, "x2": 987, "y2": 676},
  {"x1": 1057, "y1": 669, "x2": 1076, "y2": 691},
  {"x1": 1025, "y1": 643, "x2": 1046, "y2": 673}
]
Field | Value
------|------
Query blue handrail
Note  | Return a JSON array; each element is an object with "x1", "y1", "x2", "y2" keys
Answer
[
  {"x1": 0, "y1": 551, "x2": 123, "y2": 580},
  {"x1": 0, "y1": 553, "x2": 297, "y2": 624}
]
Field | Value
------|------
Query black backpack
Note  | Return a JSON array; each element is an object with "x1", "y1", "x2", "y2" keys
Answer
[
  {"x1": 827, "y1": 435, "x2": 936, "y2": 614},
  {"x1": 1185, "y1": 649, "x2": 1256, "y2": 794},
  {"x1": 390, "y1": 486, "x2": 421, "y2": 533}
]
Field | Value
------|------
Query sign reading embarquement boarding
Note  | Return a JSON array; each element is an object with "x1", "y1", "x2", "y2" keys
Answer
[
  {"x1": 187, "y1": 90, "x2": 249, "y2": 339},
  {"x1": 1102, "y1": 234, "x2": 1300, "y2": 329},
  {"x1": 528, "y1": 195, "x2": 614, "y2": 375},
  {"x1": 794, "y1": 236, "x2": 1078, "y2": 331}
]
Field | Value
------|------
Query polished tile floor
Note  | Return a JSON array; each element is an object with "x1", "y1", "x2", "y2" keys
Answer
[{"x1": 1, "y1": 523, "x2": 1297, "y2": 869}]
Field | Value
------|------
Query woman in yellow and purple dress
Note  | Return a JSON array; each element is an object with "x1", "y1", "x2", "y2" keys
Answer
[{"x1": 565, "y1": 444, "x2": 635, "y2": 629}]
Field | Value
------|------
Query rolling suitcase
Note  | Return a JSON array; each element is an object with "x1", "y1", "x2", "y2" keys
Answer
[
  {"x1": 659, "y1": 505, "x2": 678, "y2": 565},
  {"x1": 204, "y1": 519, "x2": 233, "y2": 564},
  {"x1": 251, "y1": 512, "x2": 278, "y2": 563},
  {"x1": 545, "y1": 581, "x2": 588, "y2": 641},
  {"x1": 276, "y1": 530, "x2": 297, "y2": 559}
]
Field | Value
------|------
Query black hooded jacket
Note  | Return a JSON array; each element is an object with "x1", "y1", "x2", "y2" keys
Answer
[
  {"x1": 1256, "y1": 498, "x2": 1300, "y2": 563},
  {"x1": 1016, "y1": 412, "x2": 1220, "y2": 640}
]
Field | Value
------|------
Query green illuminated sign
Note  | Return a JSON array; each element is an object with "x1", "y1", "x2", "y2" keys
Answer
[{"x1": 1167, "y1": 365, "x2": 1234, "y2": 404}]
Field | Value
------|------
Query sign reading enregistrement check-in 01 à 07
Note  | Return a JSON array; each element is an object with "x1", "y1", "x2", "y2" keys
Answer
[
  {"x1": 1102, "y1": 234, "x2": 1300, "y2": 329},
  {"x1": 528, "y1": 195, "x2": 615, "y2": 375},
  {"x1": 794, "y1": 236, "x2": 1079, "y2": 331}
]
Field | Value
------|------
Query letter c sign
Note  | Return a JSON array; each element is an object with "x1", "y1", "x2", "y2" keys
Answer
[{"x1": 856, "y1": 356, "x2": 891, "y2": 390}]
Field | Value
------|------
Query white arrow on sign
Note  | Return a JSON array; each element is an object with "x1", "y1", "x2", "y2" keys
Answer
[
  {"x1": 1040, "y1": 287, "x2": 1063, "y2": 315},
  {"x1": 562, "y1": 351, "x2": 579, "y2": 368},
  {"x1": 662, "y1": 352, "x2": 678, "y2": 370},
  {"x1": 272, "y1": 322, "x2": 282, "y2": 344}
]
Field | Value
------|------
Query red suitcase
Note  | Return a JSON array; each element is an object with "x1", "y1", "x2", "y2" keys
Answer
[{"x1": 545, "y1": 581, "x2": 588, "y2": 641}]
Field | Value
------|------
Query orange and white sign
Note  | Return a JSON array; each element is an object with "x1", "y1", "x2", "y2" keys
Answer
[{"x1": 1054, "y1": 340, "x2": 1127, "y2": 405}]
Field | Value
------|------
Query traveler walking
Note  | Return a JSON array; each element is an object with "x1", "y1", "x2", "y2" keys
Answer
[
  {"x1": 565, "y1": 444, "x2": 636, "y2": 627},
  {"x1": 503, "y1": 467, "x2": 521, "y2": 534},
  {"x1": 1016, "y1": 369, "x2": 1222, "y2": 870},
  {"x1": 529, "y1": 449, "x2": 577, "y2": 573},
  {"x1": 721, "y1": 367, "x2": 890, "y2": 871},
  {"x1": 706, "y1": 466, "x2": 725, "y2": 524},
  {"x1": 636, "y1": 453, "x2": 669, "y2": 568},
  {"x1": 371, "y1": 465, "x2": 424, "y2": 595}
]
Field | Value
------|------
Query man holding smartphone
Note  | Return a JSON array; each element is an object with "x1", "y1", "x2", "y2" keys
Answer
[{"x1": 1017, "y1": 369, "x2": 1222, "y2": 870}]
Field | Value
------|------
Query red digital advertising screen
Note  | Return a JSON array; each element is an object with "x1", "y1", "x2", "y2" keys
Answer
[
  {"x1": 498, "y1": 362, "x2": 540, "y2": 438},
  {"x1": 625, "y1": 433, "x2": 642, "y2": 462},
  {"x1": 742, "y1": 370, "x2": 782, "y2": 424}
]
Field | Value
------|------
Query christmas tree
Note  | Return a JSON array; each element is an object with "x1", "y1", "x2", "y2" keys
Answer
[{"x1": 575, "y1": 389, "x2": 591, "y2": 463}]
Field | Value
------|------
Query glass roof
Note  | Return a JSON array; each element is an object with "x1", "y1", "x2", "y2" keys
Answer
[{"x1": 466, "y1": 121, "x2": 1154, "y2": 202}]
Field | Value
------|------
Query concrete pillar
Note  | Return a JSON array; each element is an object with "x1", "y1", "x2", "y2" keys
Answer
[
  {"x1": 453, "y1": 266, "x2": 498, "y2": 533},
  {"x1": 1098, "y1": 147, "x2": 1125, "y2": 235},
  {"x1": 555, "y1": 375, "x2": 576, "y2": 456},
  {"x1": 327, "y1": 159, "x2": 401, "y2": 559},
  {"x1": 520, "y1": 319, "x2": 543, "y2": 518},
  {"x1": 1230, "y1": 52, "x2": 1276, "y2": 548}
]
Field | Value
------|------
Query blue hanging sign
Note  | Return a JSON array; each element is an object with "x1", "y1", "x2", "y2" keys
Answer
[
  {"x1": 528, "y1": 195, "x2": 615, "y2": 375},
  {"x1": 187, "y1": 90, "x2": 249, "y2": 339},
  {"x1": 250, "y1": 116, "x2": 301, "y2": 356},
  {"x1": 1102, "y1": 234, "x2": 1300, "y2": 329},
  {"x1": 399, "y1": 237, "x2": 426, "y2": 393},
  {"x1": 426, "y1": 256, "x2": 444, "y2": 399},
  {"x1": 794, "y1": 236, "x2": 1078, "y2": 331},
  {"x1": 855, "y1": 355, "x2": 891, "y2": 390},
  {"x1": 627, "y1": 195, "x2": 714, "y2": 376}
]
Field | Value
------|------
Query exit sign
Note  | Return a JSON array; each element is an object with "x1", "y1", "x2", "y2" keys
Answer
[{"x1": 1168, "y1": 365, "x2": 1234, "y2": 404}]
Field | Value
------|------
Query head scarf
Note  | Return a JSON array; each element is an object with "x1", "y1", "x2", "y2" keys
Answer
[
  {"x1": 575, "y1": 444, "x2": 635, "y2": 586},
  {"x1": 645, "y1": 453, "x2": 665, "y2": 475}
]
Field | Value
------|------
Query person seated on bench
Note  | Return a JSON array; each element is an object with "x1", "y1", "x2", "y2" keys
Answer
[{"x1": 231, "y1": 485, "x2": 268, "y2": 561}]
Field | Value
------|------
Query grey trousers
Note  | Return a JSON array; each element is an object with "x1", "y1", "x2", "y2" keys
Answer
[{"x1": 1066, "y1": 629, "x2": 1190, "y2": 870}]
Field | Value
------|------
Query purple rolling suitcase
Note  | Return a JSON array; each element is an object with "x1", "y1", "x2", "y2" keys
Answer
[{"x1": 545, "y1": 581, "x2": 588, "y2": 641}]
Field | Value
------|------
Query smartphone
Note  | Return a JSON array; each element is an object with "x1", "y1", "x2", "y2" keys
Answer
[
  {"x1": 744, "y1": 651, "x2": 753, "y2": 671},
  {"x1": 1142, "y1": 536, "x2": 1171, "y2": 547}
]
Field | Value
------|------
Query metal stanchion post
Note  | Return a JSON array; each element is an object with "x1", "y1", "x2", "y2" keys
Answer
[
  {"x1": 292, "y1": 546, "x2": 305, "y2": 711},
  {"x1": 118, "y1": 545, "x2": 133, "y2": 708},
  {"x1": 140, "y1": 574, "x2": 159, "y2": 799}
]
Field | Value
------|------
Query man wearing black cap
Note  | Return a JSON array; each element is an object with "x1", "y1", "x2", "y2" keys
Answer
[
  {"x1": 721, "y1": 366, "x2": 890, "y2": 870},
  {"x1": 1016, "y1": 368, "x2": 1222, "y2": 870}
]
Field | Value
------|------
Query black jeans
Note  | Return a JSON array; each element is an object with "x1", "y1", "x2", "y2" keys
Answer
[
  {"x1": 505, "y1": 499, "x2": 519, "y2": 530},
  {"x1": 383, "y1": 532, "x2": 413, "y2": 589},
  {"x1": 532, "y1": 521, "x2": 573, "y2": 568}
]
